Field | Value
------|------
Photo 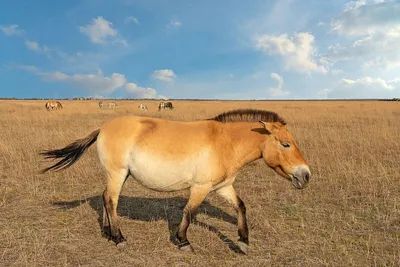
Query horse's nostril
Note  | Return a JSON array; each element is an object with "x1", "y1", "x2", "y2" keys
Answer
[{"x1": 304, "y1": 173, "x2": 310, "y2": 182}]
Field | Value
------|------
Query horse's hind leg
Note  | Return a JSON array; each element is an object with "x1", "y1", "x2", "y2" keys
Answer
[
  {"x1": 216, "y1": 185, "x2": 249, "y2": 254},
  {"x1": 176, "y1": 183, "x2": 212, "y2": 252},
  {"x1": 102, "y1": 168, "x2": 128, "y2": 245}
]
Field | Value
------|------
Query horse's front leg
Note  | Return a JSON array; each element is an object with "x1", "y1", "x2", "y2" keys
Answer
[
  {"x1": 216, "y1": 185, "x2": 249, "y2": 254},
  {"x1": 176, "y1": 183, "x2": 212, "y2": 252}
]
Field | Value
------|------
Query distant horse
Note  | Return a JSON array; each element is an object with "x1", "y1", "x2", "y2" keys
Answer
[
  {"x1": 138, "y1": 103, "x2": 148, "y2": 111},
  {"x1": 40, "y1": 109, "x2": 311, "y2": 254},
  {"x1": 108, "y1": 102, "x2": 117, "y2": 109},
  {"x1": 99, "y1": 101, "x2": 104, "y2": 109},
  {"x1": 158, "y1": 101, "x2": 173, "y2": 111},
  {"x1": 45, "y1": 101, "x2": 63, "y2": 111}
]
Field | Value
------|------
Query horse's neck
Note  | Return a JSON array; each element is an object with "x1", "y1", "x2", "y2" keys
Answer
[{"x1": 218, "y1": 122, "x2": 264, "y2": 174}]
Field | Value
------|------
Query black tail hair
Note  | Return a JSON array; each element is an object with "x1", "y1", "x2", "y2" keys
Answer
[{"x1": 40, "y1": 129, "x2": 100, "y2": 173}]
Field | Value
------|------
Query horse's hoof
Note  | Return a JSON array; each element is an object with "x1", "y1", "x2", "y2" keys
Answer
[
  {"x1": 237, "y1": 241, "x2": 248, "y2": 255},
  {"x1": 107, "y1": 229, "x2": 126, "y2": 245},
  {"x1": 178, "y1": 244, "x2": 194, "y2": 253},
  {"x1": 102, "y1": 226, "x2": 111, "y2": 238},
  {"x1": 112, "y1": 235, "x2": 126, "y2": 245},
  {"x1": 116, "y1": 241, "x2": 127, "y2": 249},
  {"x1": 177, "y1": 240, "x2": 194, "y2": 253}
]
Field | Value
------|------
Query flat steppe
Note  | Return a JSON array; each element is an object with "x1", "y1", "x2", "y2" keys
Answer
[{"x1": 1, "y1": 100, "x2": 399, "y2": 266}]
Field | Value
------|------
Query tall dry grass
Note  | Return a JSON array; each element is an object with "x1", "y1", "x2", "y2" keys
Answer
[{"x1": 0, "y1": 100, "x2": 399, "y2": 266}]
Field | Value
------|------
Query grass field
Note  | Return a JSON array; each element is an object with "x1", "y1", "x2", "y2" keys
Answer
[{"x1": 0, "y1": 100, "x2": 399, "y2": 266}]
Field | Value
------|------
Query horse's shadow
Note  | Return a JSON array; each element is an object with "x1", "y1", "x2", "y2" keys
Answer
[{"x1": 52, "y1": 195, "x2": 245, "y2": 253}]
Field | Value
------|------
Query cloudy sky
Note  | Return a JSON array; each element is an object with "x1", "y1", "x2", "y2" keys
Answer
[{"x1": 1, "y1": 0, "x2": 399, "y2": 99}]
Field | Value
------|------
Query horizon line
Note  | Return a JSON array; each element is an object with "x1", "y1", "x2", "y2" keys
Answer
[{"x1": 1, "y1": 97, "x2": 399, "y2": 102}]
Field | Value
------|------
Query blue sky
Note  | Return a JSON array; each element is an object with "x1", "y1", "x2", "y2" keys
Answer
[{"x1": 1, "y1": 0, "x2": 399, "y2": 99}]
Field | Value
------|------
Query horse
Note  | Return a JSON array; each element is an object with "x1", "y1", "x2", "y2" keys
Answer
[
  {"x1": 138, "y1": 103, "x2": 148, "y2": 111},
  {"x1": 108, "y1": 102, "x2": 117, "y2": 109},
  {"x1": 158, "y1": 101, "x2": 173, "y2": 111},
  {"x1": 45, "y1": 100, "x2": 63, "y2": 111},
  {"x1": 40, "y1": 109, "x2": 311, "y2": 254},
  {"x1": 99, "y1": 101, "x2": 104, "y2": 109}
]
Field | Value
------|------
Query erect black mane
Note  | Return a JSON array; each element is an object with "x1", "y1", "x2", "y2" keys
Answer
[{"x1": 207, "y1": 109, "x2": 286, "y2": 125}]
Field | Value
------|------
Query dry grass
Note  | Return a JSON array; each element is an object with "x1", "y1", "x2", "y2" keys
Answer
[{"x1": 0, "y1": 99, "x2": 399, "y2": 267}]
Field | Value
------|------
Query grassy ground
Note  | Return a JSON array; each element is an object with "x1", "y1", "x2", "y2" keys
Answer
[{"x1": 0, "y1": 100, "x2": 399, "y2": 266}]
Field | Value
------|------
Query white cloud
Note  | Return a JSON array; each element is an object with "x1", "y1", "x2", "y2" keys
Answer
[
  {"x1": 255, "y1": 32, "x2": 327, "y2": 73},
  {"x1": 125, "y1": 83, "x2": 167, "y2": 99},
  {"x1": 168, "y1": 19, "x2": 181, "y2": 28},
  {"x1": 323, "y1": 76, "x2": 399, "y2": 99},
  {"x1": 43, "y1": 71, "x2": 70, "y2": 82},
  {"x1": 25, "y1": 40, "x2": 40, "y2": 51},
  {"x1": 0, "y1": 24, "x2": 24, "y2": 36},
  {"x1": 24, "y1": 40, "x2": 50, "y2": 54},
  {"x1": 125, "y1": 16, "x2": 139, "y2": 24},
  {"x1": 18, "y1": 65, "x2": 126, "y2": 95},
  {"x1": 0, "y1": 25, "x2": 50, "y2": 56},
  {"x1": 15, "y1": 65, "x2": 169, "y2": 98},
  {"x1": 80, "y1": 16, "x2": 117, "y2": 44},
  {"x1": 268, "y1": 72, "x2": 290, "y2": 98},
  {"x1": 328, "y1": 1, "x2": 400, "y2": 69},
  {"x1": 58, "y1": 70, "x2": 126, "y2": 94},
  {"x1": 331, "y1": 0, "x2": 400, "y2": 36},
  {"x1": 152, "y1": 69, "x2": 176, "y2": 82},
  {"x1": 79, "y1": 16, "x2": 127, "y2": 46},
  {"x1": 270, "y1": 73, "x2": 284, "y2": 89},
  {"x1": 328, "y1": 31, "x2": 400, "y2": 69},
  {"x1": 23, "y1": 41, "x2": 104, "y2": 66},
  {"x1": 340, "y1": 77, "x2": 394, "y2": 90}
]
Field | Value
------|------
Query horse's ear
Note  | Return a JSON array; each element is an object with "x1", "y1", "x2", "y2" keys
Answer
[{"x1": 259, "y1": 120, "x2": 272, "y2": 134}]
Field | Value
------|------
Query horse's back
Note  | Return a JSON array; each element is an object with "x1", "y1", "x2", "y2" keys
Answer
[
  {"x1": 98, "y1": 116, "x2": 219, "y2": 164},
  {"x1": 99, "y1": 116, "x2": 216, "y2": 150}
]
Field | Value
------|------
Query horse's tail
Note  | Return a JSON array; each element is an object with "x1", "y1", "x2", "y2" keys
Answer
[{"x1": 40, "y1": 129, "x2": 100, "y2": 173}]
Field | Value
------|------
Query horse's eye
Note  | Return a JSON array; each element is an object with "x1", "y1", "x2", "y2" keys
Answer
[{"x1": 281, "y1": 142, "x2": 291, "y2": 148}]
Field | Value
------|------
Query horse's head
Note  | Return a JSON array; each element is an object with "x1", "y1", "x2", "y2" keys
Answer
[{"x1": 259, "y1": 120, "x2": 311, "y2": 189}]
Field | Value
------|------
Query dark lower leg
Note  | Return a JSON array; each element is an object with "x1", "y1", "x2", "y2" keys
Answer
[
  {"x1": 216, "y1": 185, "x2": 249, "y2": 253},
  {"x1": 176, "y1": 206, "x2": 195, "y2": 249},
  {"x1": 102, "y1": 190, "x2": 125, "y2": 244},
  {"x1": 176, "y1": 183, "x2": 212, "y2": 251},
  {"x1": 237, "y1": 197, "x2": 249, "y2": 245},
  {"x1": 176, "y1": 208, "x2": 194, "y2": 248}
]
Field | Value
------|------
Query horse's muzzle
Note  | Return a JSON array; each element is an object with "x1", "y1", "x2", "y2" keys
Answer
[{"x1": 290, "y1": 166, "x2": 311, "y2": 189}]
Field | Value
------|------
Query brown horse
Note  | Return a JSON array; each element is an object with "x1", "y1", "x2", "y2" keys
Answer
[
  {"x1": 40, "y1": 109, "x2": 311, "y2": 254},
  {"x1": 45, "y1": 100, "x2": 63, "y2": 111},
  {"x1": 158, "y1": 101, "x2": 173, "y2": 111}
]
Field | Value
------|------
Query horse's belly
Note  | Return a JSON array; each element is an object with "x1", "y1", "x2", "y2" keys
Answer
[
  {"x1": 131, "y1": 167, "x2": 193, "y2": 191},
  {"x1": 130, "y1": 159, "x2": 193, "y2": 191},
  {"x1": 128, "y1": 151, "x2": 209, "y2": 192}
]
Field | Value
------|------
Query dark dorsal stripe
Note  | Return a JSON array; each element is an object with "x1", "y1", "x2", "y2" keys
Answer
[{"x1": 208, "y1": 109, "x2": 286, "y2": 125}]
